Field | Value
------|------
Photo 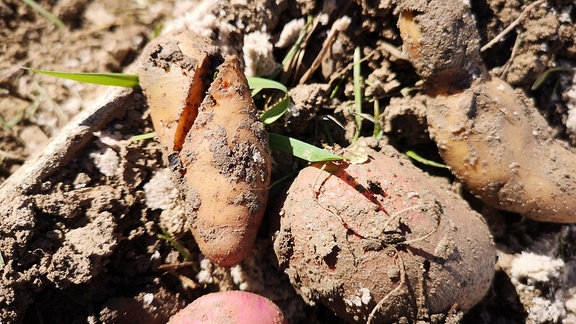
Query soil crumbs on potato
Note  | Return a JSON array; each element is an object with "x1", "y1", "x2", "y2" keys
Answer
[{"x1": 1, "y1": 0, "x2": 576, "y2": 323}]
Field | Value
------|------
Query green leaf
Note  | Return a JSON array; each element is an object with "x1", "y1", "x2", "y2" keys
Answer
[
  {"x1": 280, "y1": 15, "x2": 313, "y2": 71},
  {"x1": 22, "y1": 0, "x2": 65, "y2": 29},
  {"x1": 248, "y1": 77, "x2": 288, "y2": 96},
  {"x1": 130, "y1": 132, "x2": 156, "y2": 142},
  {"x1": 373, "y1": 98, "x2": 382, "y2": 138},
  {"x1": 22, "y1": 68, "x2": 140, "y2": 88},
  {"x1": 268, "y1": 132, "x2": 343, "y2": 162},
  {"x1": 352, "y1": 46, "x2": 363, "y2": 142},
  {"x1": 260, "y1": 96, "x2": 290, "y2": 125},
  {"x1": 405, "y1": 150, "x2": 448, "y2": 169},
  {"x1": 400, "y1": 86, "x2": 419, "y2": 97},
  {"x1": 531, "y1": 67, "x2": 572, "y2": 91},
  {"x1": 158, "y1": 227, "x2": 193, "y2": 262}
]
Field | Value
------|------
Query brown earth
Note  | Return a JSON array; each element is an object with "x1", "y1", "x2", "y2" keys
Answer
[{"x1": 1, "y1": 0, "x2": 576, "y2": 323}]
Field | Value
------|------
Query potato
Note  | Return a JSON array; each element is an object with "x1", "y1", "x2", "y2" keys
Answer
[
  {"x1": 139, "y1": 31, "x2": 272, "y2": 266},
  {"x1": 397, "y1": 0, "x2": 485, "y2": 92},
  {"x1": 178, "y1": 56, "x2": 272, "y2": 267},
  {"x1": 398, "y1": 0, "x2": 576, "y2": 222},
  {"x1": 168, "y1": 291, "x2": 286, "y2": 324},
  {"x1": 427, "y1": 78, "x2": 576, "y2": 223},
  {"x1": 138, "y1": 30, "x2": 221, "y2": 153},
  {"x1": 273, "y1": 145, "x2": 495, "y2": 323}
]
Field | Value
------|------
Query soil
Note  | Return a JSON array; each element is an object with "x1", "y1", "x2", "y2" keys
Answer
[{"x1": 1, "y1": 0, "x2": 576, "y2": 323}]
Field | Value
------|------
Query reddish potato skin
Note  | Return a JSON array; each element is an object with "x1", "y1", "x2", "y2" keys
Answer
[
  {"x1": 273, "y1": 146, "x2": 495, "y2": 323},
  {"x1": 167, "y1": 291, "x2": 286, "y2": 324}
]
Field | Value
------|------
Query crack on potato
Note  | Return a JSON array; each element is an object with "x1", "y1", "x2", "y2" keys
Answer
[{"x1": 139, "y1": 31, "x2": 271, "y2": 266}]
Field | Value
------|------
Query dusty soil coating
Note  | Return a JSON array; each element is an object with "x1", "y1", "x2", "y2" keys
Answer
[
  {"x1": 274, "y1": 145, "x2": 495, "y2": 323},
  {"x1": 1, "y1": 0, "x2": 576, "y2": 323}
]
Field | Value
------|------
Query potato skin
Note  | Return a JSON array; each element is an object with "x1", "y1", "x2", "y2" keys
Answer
[
  {"x1": 167, "y1": 291, "x2": 286, "y2": 324},
  {"x1": 138, "y1": 31, "x2": 272, "y2": 267},
  {"x1": 427, "y1": 78, "x2": 576, "y2": 223},
  {"x1": 178, "y1": 56, "x2": 271, "y2": 267},
  {"x1": 398, "y1": 0, "x2": 485, "y2": 91},
  {"x1": 398, "y1": 0, "x2": 576, "y2": 223},
  {"x1": 138, "y1": 30, "x2": 221, "y2": 153},
  {"x1": 273, "y1": 146, "x2": 495, "y2": 323}
]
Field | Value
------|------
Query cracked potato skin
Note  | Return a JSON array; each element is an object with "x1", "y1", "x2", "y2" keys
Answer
[
  {"x1": 139, "y1": 31, "x2": 271, "y2": 267},
  {"x1": 273, "y1": 146, "x2": 495, "y2": 323}
]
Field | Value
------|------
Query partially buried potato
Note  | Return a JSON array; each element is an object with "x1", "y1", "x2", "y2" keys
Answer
[
  {"x1": 168, "y1": 291, "x2": 286, "y2": 324},
  {"x1": 273, "y1": 145, "x2": 495, "y2": 323}
]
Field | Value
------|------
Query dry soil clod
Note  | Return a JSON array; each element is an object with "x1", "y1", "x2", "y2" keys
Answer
[{"x1": 138, "y1": 30, "x2": 272, "y2": 267}]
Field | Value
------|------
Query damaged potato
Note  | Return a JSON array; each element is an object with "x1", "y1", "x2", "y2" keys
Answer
[
  {"x1": 273, "y1": 146, "x2": 495, "y2": 323},
  {"x1": 398, "y1": 0, "x2": 576, "y2": 222},
  {"x1": 139, "y1": 31, "x2": 272, "y2": 267}
]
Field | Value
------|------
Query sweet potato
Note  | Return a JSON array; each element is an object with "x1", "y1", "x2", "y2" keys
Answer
[
  {"x1": 138, "y1": 31, "x2": 272, "y2": 266},
  {"x1": 427, "y1": 78, "x2": 576, "y2": 222},
  {"x1": 398, "y1": 0, "x2": 576, "y2": 222},
  {"x1": 273, "y1": 145, "x2": 495, "y2": 323},
  {"x1": 168, "y1": 291, "x2": 286, "y2": 324}
]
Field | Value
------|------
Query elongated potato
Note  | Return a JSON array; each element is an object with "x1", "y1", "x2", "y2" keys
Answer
[
  {"x1": 274, "y1": 145, "x2": 495, "y2": 323},
  {"x1": 427, "y1": 78, "x2": 576, "y2": 222},
  {"x1": 139, "y1": 31, "x2": 272, "y2": 266},
  {"x1": 179, "y1": 56, "x2": 271, "y2": 267},
  {"x1": 398, "y1": 0, "x2": 576, "y2": 222}
]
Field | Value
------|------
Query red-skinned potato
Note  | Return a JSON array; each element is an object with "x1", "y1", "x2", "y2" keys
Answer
[
  {"x1": 273, "y1": 145, "x2": 495, "y2": 323},
  {"x1": 138, "y1": 31, "x2": 272, "y2": 266},
  {"x1": 167, "y1": 291, "x2": 286, "y2": 324}
]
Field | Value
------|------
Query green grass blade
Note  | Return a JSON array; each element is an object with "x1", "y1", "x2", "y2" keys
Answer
[
  {"x1": 260, "y1": 96, "x2": 290, "y2": 125},
  {"x1": 22, "y1": 68, "x2": 140, "y2": 88},
  {"x1": 22, "y1": 0, "x2": 65, "y2": 29},
  {"x1": 130, "y1": 132, "x2": 156, "y2": 142},
  {"x1": 281, "y1": 15, "x2": 313, "y2": 68},
  {"x1": 352, "y1": 46, "x2": 363, "y2": 142},
  {"x1": 248, "y1": 77, "x2": 288, "y2": 96},
  {"x1": 158, "y1": 227, "x2": 193, "y2": 262},
  {"x1": 373, "y1": 98, "x2": 382, "y2": 138},
  {"x1": 531, "y1": 67, "x2": 572, "y2": 91},
  {"x1": 405, "y1": 150, "x2": 448, "y2": 169},
  {"x1": 268, "y1": 132, "x2": 343, "y2": 162}
]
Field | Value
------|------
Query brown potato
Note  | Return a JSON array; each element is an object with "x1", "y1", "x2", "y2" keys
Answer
[
  {"x1": 397, "y1": 0, "x2": 485, "y2": 92},
  {"x1": 139, "y1": 31, "x2": 272, "y2": 267},
  {"x1": 273, "y1": 145, "x2": 495, "y2": 323},
  {"x1": 398, "y1": 0, "x2": 576, "y2": 222},
  {"x1": 427, "y1": 78, "x2": 576, "y2": 222},
  {"x1": 179, "y1": 56, "x2": 272, "y2": 267},
  {"x1": 138, "y1": 30, "x2": 221, "y2": 153}
]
